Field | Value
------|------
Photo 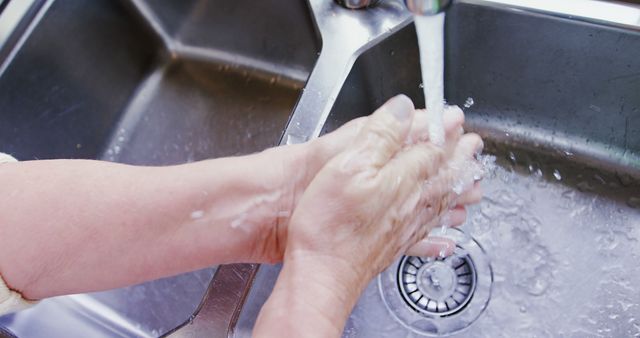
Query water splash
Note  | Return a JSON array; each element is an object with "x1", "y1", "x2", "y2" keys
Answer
[
  {"x1": 450, "y1": 154, "x2": 497, "y2": 195},
  {"x1": 342, "y1": 159, "x2": 640, "y2": 337}
]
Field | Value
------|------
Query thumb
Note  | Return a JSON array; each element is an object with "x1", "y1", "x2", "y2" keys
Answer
[{"x1": 352, "y1": 95, "x2": 415, "y2": 168}]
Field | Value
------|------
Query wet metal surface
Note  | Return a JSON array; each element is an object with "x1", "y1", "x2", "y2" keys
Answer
[
  {"x1": 0, "y1": 0, "x2": 639, "y2": 336},
  {"x1": 235, "y1": 1, "x2": 640, "y2": 337},
  {"x1": 0, "y1": 0, "x2": 317, "y2": 336}
]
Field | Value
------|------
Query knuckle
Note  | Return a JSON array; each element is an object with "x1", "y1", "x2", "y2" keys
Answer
[
  {"x1": 368, "y1": 120, "x2": 400, "y2": 147},
  {"x1": 418, "y1": 144, "x2": 445, "y2": 179}
]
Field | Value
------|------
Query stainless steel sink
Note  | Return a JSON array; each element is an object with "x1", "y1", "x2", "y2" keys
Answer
[
  {"x1": 0, "y1": 0, "x2": 318, "y2": 336},
  {"x1": 234, "y1": 1, "x2": 640, "y2": 337},
  {"x1": 1, "y1": 0, "x2": 639, "y2": 337}
]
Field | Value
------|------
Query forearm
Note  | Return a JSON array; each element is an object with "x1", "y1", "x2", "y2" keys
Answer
[
  {"x1": 253, "y1": 254, "x2": 365, "y2": 338},
  {"x1": 0, "y1": 147, "x2": 297, "y2": 299}
]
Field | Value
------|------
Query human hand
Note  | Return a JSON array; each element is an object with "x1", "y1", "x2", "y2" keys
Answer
[
  {"x1": 251, "y1": 98, "x2": 480, "y2": 263},
  {"x1": 253, "y1": 95, "x2": 484, "y2": 337},
  {"x1": 284, "y1": 94, "x2": 483, "y2": 286}
]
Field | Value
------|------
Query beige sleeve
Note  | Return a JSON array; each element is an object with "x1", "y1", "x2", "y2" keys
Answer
[
  {"x1": 0, "y1": 152, "x2": 37, "y2": 315},
  {"x1": 0, "y1": 275, "x2": 37, "y2": 316},
  {"x1": 0, "y1": 153, "x2": 17, "y2": 163}
]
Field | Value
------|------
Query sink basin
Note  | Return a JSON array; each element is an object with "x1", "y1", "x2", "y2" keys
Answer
[
  {"x1": 0, "y1": 0, "x2": 318, "y2": 336},
  {"x1": 2, "y1": 0, "x2": 639, "y2": 337},
  {"x1": 234, "y1": 1, "x2": 640, "y2": 337}
]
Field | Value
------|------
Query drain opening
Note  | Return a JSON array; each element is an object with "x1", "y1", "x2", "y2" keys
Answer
[
  {"x1": 379, "y1": 228, "x2": 493, "y2": 336},
  {"x1": 398, "y1": 248, "x2": 477, "y2": 317}
]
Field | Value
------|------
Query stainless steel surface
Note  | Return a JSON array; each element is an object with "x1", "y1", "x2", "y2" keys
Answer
[
  {"x1": 0, "y1": 0, "x2": 48, "y2": 74},
  {"x1": 201, "y1": 1, "x2": 413, "y2": 336},
  {"x1": 164, "y1": 265, "x2": 258, "y2": 338},
  {"x1": 378, "y1": 228, "x2": 493, "y2": 336},
  {"x1": 335, "y1": 0, "x2": 381, "y2": 9},
  {"x1": 0, "y1": 326, "x2": 16, "y2": 338},
  {"x1": 469, "y1": 0, "x2": 640, "y2": 30},
  {"x1": 341, "y1": 1, "x2": 639, "y2": 336},
  {"x1": 1, "y1": 0, "x2": 640, "y2": 336},
  {"x1": 0, "y1": 0, "x2": 318, "y2": 336},
  {"x1": 398, "y1": 253, "x2": 476, "y2": 316},
  {"x1": 234, "y1": 0, "x2": 640, "y2": 336},
  {"x1": 405, "y1": 0, "x2": 452, "y2": 15},
  {"x1": 283, "y1": 0, "x2": 411, "y2": 145},
  {"x1": 335, "y1": 0, "x2": 451, "y2": 15}
]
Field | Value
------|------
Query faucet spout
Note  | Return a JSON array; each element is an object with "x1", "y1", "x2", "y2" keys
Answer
[
  {"x1": 405, "y1": 0, "x2": 451, "y2": 15},
  {"x1": 335, "y1": 0, "x2": 381, "y2": 9},
  {"x1": 335, "y1": 0, "x2": 450, "y2": 15},
  {"x1": 404, "y1": 0, "x2": 451, "y2": 15}
]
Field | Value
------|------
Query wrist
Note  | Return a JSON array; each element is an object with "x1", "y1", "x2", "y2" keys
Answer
[
  {"x1": 241, "y1": 143, "x2": 318, "y2": 263},
  {"x1": 255, "y1": 252, "x2": 367, "y2": 337}
]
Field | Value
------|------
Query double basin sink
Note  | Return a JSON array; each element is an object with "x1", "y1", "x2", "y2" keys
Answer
[{"x1": 0, "y1": 0, "x2": 638, "y2": 337}]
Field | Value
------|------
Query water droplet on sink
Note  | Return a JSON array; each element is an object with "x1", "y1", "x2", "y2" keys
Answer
[
  {"x1": 627, "y1": 196, "x2": 640, "y2": 209},
  {"x1": 463, "y1": 97, "x2": 474, "y2": 108},
  {"x1": 528, "y1": 164, "x2": 543, "y2": 178},
  {"x1": 553, "y1": 169, "x2": 562, "y2": 181},
  {"x1": 577, "y1": 181, "x2": 593, "y2": 192}
]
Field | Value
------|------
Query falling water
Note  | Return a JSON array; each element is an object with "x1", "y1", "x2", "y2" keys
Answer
[
  {"x1": 414, "y1": 13, "x2": 446, "y2": 146},
  {"x1": 415, "y1": 13, "x2": 450, "y2": 242}
]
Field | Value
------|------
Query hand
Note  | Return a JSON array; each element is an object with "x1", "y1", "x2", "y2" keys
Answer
[
  {"x1": 285, "y1": 95, "x2": 483, "y2": 285},
  {"x1": 253, "y1": 95, "x2": 484, "y2": 337},
  {"x1": 250, "y1": 99, "x2": 481, "y2": 263}
]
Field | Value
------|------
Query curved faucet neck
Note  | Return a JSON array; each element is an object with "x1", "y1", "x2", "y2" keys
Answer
[{"x1": 335, "y1": 0, "x2": 451, "y2": 15}]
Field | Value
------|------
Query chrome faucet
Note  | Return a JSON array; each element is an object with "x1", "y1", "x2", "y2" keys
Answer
[{"x1": 336, "y1": 0, "x2": 451, "y2": 15}]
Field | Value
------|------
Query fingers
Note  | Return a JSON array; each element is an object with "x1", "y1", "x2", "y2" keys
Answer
[
  {"x1": 388, "y1": 142, "x2": 445, "y2": 187},
  {"x1": 453, "y1": 133, "x2": 484, "y2": 161},
  {"x1": 456, "y1": 181, "x2": 482, "y2": 205},
  {"x1": 406, "y1": 105, "x2": 465, "y2": 147},
  {"x1": 444, "y1": 105, "x2": 464, "y2": 141},
  {"x1": 311, "y1": 117, "x2": 366, "y2": 161},
  {"x1": 414, "y1": 133, "x2": 482, "y2": 212},
  {"x1": 442, "y1": 206, "x2": 467, "y2": 227},
  {"x1": 448, "y1": 133, "x2": 484, "y2": 193},
  {"x1": 406, "y1": 109, "x2": 429, "y2": 144},
  {"x1": 406, "y1": 236, "x2": 456, "y2": 257},
  {"x1": 352, "y1": 95, "x2": 415, "y2": 168}
]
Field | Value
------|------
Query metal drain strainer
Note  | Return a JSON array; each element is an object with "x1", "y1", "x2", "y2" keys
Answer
[
  {"x1": 398, "y1": 251, "x2": 476, "y2": 317},
  {"x1": 379, "y1": 228, "x2": 492, "y2": 336}
]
